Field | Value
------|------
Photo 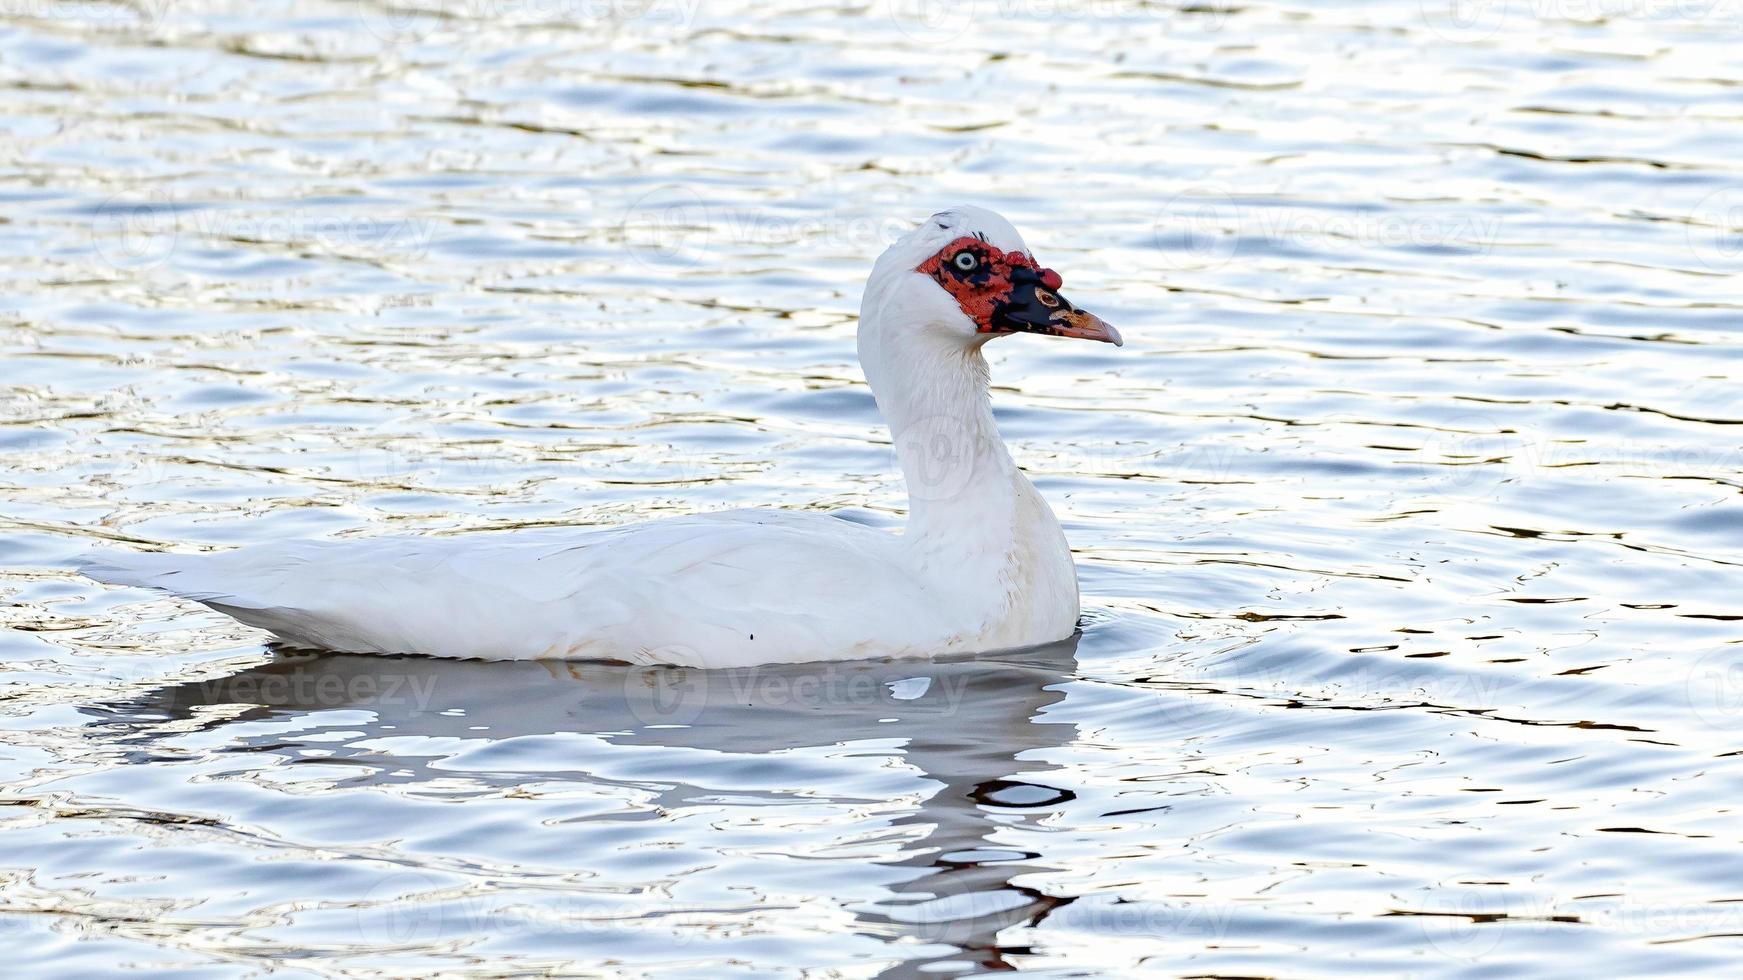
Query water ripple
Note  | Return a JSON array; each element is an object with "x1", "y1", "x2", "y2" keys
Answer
[{"x1": 1, "y1": 0, "x2": 1741, "y2": 975}]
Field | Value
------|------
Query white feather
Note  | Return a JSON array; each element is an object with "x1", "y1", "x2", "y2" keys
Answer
[{"x1": 82, "y1": 206, "x2": 1094, "y2": 666}]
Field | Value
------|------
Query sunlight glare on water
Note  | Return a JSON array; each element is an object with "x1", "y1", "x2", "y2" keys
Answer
[{"x1": 1, "y1": 0, "x2": 1741, "y2": 975}]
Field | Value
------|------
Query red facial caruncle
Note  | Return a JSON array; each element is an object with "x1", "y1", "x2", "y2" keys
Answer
[
  {"x1": 917, "y1": 236, "x2": 1064, "y2": 334},
  {"x1": 914, "y1": 234, "x2": 1119, "y2": 346}
]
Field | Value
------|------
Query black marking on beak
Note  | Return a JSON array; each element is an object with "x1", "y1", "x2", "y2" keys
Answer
[{"x1": 990, "y1": 268, "x2": 1123, "y2": 346}]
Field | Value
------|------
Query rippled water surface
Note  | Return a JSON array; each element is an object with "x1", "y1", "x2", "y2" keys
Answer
[{"x1": 3, "y1": 1, "x2": 1742, "y2": 975}]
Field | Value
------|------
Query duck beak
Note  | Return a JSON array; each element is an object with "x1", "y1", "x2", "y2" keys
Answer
[
  {"x1": 991, "y1": 272, "x2": 1123, "y2": 347},
  {"x1": 1042, "y1": 303, "x2": 1123, "y2": 346}
]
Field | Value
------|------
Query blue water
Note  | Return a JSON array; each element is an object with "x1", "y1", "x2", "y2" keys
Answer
[{"x1": 1, "y1": 0, "x2": 1741, "y2": 975}]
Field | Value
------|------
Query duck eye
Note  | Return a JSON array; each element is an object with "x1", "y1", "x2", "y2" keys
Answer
[
  {"x1": 1035, "y1": 289, "x2": 1061, "y2": 309},
  {"x1": 952, "y1": 251, "x2": 979, "y2": 272}
]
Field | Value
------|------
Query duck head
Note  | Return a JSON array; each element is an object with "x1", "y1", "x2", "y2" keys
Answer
[{"x1": 860, "y1": 206, "x2": 1121, "y2": 357}]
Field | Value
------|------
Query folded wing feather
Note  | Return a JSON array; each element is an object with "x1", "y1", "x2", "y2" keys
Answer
[{"x1": 80, "y1": 510, "x2": 949, "y2": 664}]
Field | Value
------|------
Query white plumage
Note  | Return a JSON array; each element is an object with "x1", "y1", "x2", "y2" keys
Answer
[{"x1": 82, "y1": 206, "x2": 1122, "y2": 667}]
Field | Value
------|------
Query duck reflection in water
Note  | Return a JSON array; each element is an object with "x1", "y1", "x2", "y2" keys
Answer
[{"x1": 85, "y1": 637, "x2": 1086, "y2": 974}]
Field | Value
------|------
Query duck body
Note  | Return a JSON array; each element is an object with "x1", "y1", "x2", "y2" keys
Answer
[
  {"x1": 85, "y1": 490, "x2": 1075, "y2": 667},
  {"x1": 82, "y1": 206, "x2": 1119, "y2": 667}
]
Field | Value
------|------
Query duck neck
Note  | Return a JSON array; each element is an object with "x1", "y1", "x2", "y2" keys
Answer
[
  {"x1": 859, "y1": 317, "x2": 1081, "y2": 641},
  {"x1": 868, "y1": 333, "x2": 1028, "y2": 551}
]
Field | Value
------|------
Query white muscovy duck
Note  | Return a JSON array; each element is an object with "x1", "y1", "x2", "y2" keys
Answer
[{"x1": 81, "y1": 206, "x2": 1122, "y2": 667}]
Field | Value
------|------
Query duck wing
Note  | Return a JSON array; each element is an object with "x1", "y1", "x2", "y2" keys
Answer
[{"x1": 81, "y1": 509, "x2": 947, "y2": 665}]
